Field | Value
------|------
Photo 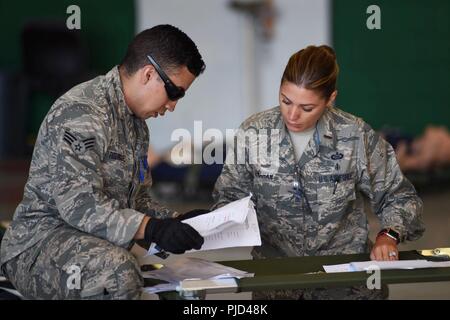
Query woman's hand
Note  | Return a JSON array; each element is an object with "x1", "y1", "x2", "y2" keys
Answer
[{"x1": 370, "y1": 235, "x2": 399, "y2": 261}]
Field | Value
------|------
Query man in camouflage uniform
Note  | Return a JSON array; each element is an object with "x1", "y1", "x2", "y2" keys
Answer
[
  {"x1": 212, "y1": 106, "x2": 425, "y2": 299},
  {"x1": 0, "y1": 25, "x2": 205, "y2": 299}
]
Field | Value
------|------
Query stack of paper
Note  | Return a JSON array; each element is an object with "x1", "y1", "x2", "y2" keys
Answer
[
  {"x1": 147, "y1": 195, "x2": 261, "y2": 255},
  {"x1": 0, "y1": 276, "x2": 23, "y2": 298},
  {"x1": 142, "y1": 257, "x2": 254, "y2": 294}
]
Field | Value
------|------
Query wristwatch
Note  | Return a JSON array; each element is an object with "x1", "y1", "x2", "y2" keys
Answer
[{"x1": 377, "y1": 228, "x2": 401, "y2": 244}]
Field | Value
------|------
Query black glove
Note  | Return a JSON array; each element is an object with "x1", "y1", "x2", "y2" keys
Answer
[
  {"x1": 177, "y1": 209, "x2": 210, "y2": 221},
  {"x1": 144, "y1": 217, "x2": 204, "y2": 254}
]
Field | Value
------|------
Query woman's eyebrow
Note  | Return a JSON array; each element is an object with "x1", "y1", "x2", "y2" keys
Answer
[
  {"x1": 281, "y1": 93, "x2": 316, "y2": 107},
  {"x1": 280, "y1": 93, "x2": 292, "y2": 102}
]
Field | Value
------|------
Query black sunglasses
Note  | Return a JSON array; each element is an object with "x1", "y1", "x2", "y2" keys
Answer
[{"x1": 147, "y1": 54, "x2": 185, "y2": 101}]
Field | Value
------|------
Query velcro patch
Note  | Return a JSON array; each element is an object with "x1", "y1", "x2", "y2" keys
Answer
[
  {"x1": 318, "y1": 172, "x2": 353, "y2": 183},
  {"x1": 106, "y1": 151, "x2": 125, "y2": 162}
]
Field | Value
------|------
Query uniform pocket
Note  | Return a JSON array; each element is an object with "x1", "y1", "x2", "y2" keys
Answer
[
  {"x1": 317, "y1": 179, "x2": 356, "y2": 223},
  {"x1": 102, "y1": 145, "x2": 132, "y2": 195}
]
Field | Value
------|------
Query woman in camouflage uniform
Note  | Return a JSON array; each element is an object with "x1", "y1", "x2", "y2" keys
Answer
[{"x1": 212, "y1": 45, "x2": 424, "y2": 299}]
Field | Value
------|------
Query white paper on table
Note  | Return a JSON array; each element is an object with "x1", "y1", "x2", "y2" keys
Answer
[
  {"x1": 141, "y1": 257, "x2": 254, "y2": 284},
  {"x1": 323, "y1": 263, "x2": 353, "y2": 273},
  {"x1": 350, "y1": 260, "x2": 450, "y2": 271},
  {"x1": 143, "y1": 283, "x2": 178, "y2": 294},
  {"x1": 323, "y1": 259, "x2": 450, "y2": 273}
]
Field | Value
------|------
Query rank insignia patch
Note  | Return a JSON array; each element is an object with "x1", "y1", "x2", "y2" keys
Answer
[{"x1": 63, "y1": 130, "x2": 95, "y2": 155}]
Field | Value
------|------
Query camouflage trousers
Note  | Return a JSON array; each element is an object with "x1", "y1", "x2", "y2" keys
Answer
[
  {"x1": 252, "y1": 285, "x2": 388, "y2": 300},
  {"x1": 1, "y1": 226, "x2": 143, "y2": 299}
]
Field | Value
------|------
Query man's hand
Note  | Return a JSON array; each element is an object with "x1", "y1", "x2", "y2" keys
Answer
[
  {"x1": 144, "y1": 217, "x2": 204, "y2": 254},
  {"x1": 370, "y1": 235, "x2": 399, "y2": 261},
  {"x1": 177, "y1": 209, "x2": 210, "y2": 221}
]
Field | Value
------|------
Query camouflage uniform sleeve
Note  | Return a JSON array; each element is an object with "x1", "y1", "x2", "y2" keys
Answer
[
  {"x1": 211, "y1": 132, "x2": 255, "y2": 210},
  {"x1": 135, "y1": 186, "x2": 178, "y2": 219},
  {"x1": 50, "y1": 108, "x2": 145, "y2": 248},
  {"x1": 356, "y1": 122, "x2": 425, "y2": 242}
]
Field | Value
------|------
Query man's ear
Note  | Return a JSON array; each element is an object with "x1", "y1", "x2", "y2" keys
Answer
[{"x1": 140, "y1": 65, "x2": 156, "y2": 85}]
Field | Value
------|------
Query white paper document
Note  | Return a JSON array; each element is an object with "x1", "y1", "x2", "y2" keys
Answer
[
  {"x1": 141, "y1": 257, "x2": 254, "y2": 293},
  {"x1": 183, "y1": 196, "x2": 251, "y2": 237},
  {"x1": 143, "y1": 283, "x2": 178, "y2": 294},
  {"x1": 147, "y1": 195, "x2": 261, "y2": 255},
  {"x1": 323, "y1": 259, "x2": 450, "y2": 273},
  {"x1": 322, "y1": 263, "x2": 353, "y2": 273}
]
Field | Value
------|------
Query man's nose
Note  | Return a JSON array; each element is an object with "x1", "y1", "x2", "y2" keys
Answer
[{"x1": 166, "y1": 100, "x2": 177, "y2": 112}]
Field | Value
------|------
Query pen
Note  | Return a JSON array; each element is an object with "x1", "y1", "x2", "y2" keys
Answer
[
  {"x1": 333, "y1": 179, "x2": 339, "y2": 195},
  {"x1": 139, "y1": 158, "x2": 145, "y2": 183}
]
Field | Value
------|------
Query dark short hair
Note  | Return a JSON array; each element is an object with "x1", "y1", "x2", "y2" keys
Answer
[
  {"x1": 121, "y1": 24, "x2": 205, "y2": 77},
  {"x1": 281, "y1": 45, "x2": 338, "y2": 99}
]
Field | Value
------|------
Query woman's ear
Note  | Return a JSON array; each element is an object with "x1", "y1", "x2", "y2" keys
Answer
[{"x1": 327, "y1": 90, "x2": 338, "y2": 107}]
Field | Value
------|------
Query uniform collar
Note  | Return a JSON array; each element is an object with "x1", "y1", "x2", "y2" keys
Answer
[
  {"x1": 105, "y1": 66, "x2": 135, "y2": 120},
  {"x1": 276, "y1": 107, "x2": 338, "y2": 169},
  {"x1": 316, "y1": 107, "x2": 338, "y2": 152}
]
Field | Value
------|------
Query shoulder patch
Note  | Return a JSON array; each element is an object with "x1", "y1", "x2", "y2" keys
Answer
[{"x1": 63, "y1": 130, "x2": 96, "y2": 155}]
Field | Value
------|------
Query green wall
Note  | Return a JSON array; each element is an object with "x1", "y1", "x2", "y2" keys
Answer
[
  {"x1": 0, "y1": 0, "x2": 135, "y2": 147},
  {"x1": 333, "y1": 0, "x2": 450, "y2": 135},
  {"x1": 0, "y1": 0, "x2": 135, "y2": 73}
]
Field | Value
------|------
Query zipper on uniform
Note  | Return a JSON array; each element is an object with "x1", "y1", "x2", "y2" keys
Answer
[
  {"x1": 296, "y1": 164, "x2": 312, "y2": 213},
  {"x1": 127, "y1": 119, "x2": 140, "y2": 209},
  {"x1": 127, "y1": 160, "x2": 137, "y2": 208}
]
